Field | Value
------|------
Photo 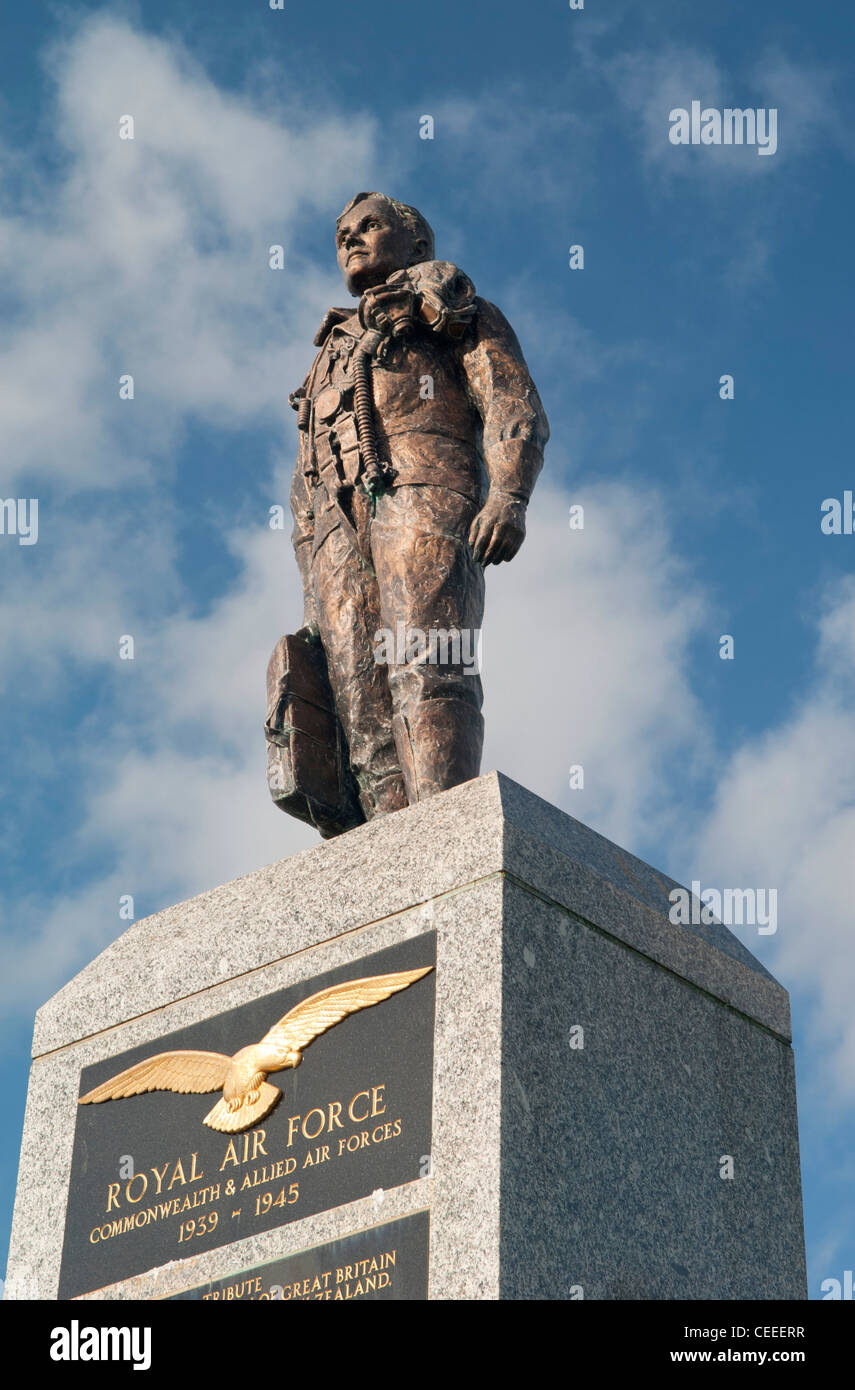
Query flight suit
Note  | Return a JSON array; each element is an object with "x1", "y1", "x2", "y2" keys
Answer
[{"x1": 289, "y1": 260, "x2": 549, "y2": 820}]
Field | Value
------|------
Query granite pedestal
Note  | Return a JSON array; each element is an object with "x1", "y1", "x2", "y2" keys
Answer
[{"x1": 5, "y1": 773, "x2": 806, "y2": 1300}]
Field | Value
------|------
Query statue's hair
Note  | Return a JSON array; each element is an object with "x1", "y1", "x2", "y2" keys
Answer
[{"x1": 336, "y1": 192, "x2": 435, "y2": 263}]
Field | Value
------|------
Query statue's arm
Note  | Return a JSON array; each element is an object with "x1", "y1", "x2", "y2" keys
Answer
[{"x1": 460, "y1": 298, "x2": 550, "y2": 565}]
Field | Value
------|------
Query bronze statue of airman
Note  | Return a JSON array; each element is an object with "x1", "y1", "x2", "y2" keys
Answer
[{"x1": 266, "y1": 193, "x2": 549, "y2": 836}]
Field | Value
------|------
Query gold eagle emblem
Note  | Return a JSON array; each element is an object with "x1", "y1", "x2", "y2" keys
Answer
[{"x1": 78, "y1": 966, "x2": 432, "y2": 1134}]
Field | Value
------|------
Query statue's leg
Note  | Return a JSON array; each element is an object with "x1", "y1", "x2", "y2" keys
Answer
[
  {"x1": 370, "y1": 484, "x2": 485, "y2": 802},
  {"x1": 311, "y1": 505, "x2": 408, "y2": 818}
]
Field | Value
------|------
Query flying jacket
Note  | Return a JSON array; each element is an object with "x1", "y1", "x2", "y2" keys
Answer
[{"x1": 289, "y1": 261, "x2": 549, "y2": 593}]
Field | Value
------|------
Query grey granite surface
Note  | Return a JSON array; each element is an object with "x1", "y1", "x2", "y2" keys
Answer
[
  {"x1": 7, "y1": 774, "x2": 805, "y2": 1301},
  {"x1": 33, "y1": 773, "x2": 789, "y2": 1056},
  {"x1": 498, "y1": 878, "x2": 805, "y2": 1299},
  {"x1": 7, "y1": 882, "x2": 505, "y2": 1301}
]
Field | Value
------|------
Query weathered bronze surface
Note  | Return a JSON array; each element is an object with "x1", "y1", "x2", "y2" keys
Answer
[{"x1": 271, "y1": 192, "x2": 549, "y2": 833}]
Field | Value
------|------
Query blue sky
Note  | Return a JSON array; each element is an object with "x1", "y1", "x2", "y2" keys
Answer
[{"x1": 2, "y1": 0, "x2": 853, "y2": 1297}]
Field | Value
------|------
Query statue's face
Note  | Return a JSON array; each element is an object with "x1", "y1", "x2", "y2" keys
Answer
[{"x1": 336, "y1": 197, "x2": 420, "y2": 295}]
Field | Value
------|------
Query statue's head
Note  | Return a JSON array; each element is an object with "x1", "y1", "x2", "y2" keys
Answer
[{"x1": 335, "y1": 192, "x2": 434, "y2": 295}]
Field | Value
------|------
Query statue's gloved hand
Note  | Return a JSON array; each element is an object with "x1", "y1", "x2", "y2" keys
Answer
[
  {"x1": 359, "y1": 283, "x2": 420, "y2": 339},
  {"x1": 468, "y1": 492, "x2": 527, "y2": 566}
]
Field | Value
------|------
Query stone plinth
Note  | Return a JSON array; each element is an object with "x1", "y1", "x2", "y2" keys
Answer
[{"x1": 5, "y1": 773, "x2": 806, "y2": 1300}]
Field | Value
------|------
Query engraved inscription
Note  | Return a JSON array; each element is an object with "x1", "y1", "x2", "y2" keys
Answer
[{"x1": 58, "y1": 936, "x2": 435, "y2": 1298}]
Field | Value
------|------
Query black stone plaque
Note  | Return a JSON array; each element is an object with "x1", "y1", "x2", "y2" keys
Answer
[
  {"x1": 58, "y1": 934, "x2": 435, "y2": 1299},
  {"x1": 169, "y1": 1211, "x2": 430, "y2": 1301}
]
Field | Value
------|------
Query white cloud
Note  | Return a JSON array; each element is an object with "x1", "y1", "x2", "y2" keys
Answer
[
  {"x1": 607, "y1": 44, "x2": 728, "y2": 175},
  {"x1": 690, "y1": 579, "x2": 855, "y2": 1092},
  {"x1": 0, "y1": 13, "x2": 377, "y2": 491},
  {"x1": 589, "y1": 36, "x2": 847, "y2": 291},
  {"x1": 0, "y1": 11, "x2": 376, "y2": 1013},
  {"x1": 602, "y1": 40, "x2": 842, "y2": 180},
  {"x1": 2, "y1": 464, "x2": 713, "y2": 1019},
  {"x1": 751, "y1": 50, "x2": 846, "y2": 161},
  {"x1": 483, "y1": 478, "x2": 709, "y2": 850},
  {"x1": 0, "y1": 521, "x2": 316, "y2": 1019}
]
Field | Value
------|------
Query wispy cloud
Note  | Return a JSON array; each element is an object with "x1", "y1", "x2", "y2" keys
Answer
[
  {"x1": 0, "y1": 13, "x2": 377, "y2": 492},
  {"x1": 690, "y1": 578, "x2": 855, "y2": 1091}
]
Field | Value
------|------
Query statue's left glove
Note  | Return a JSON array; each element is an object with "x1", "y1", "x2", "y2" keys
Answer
[{"x1": 468, "y1": 492, "x2": 528, "y2": 566}]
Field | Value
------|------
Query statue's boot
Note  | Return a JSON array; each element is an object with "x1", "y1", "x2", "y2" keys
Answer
[
  {"x1": 358, "y1": 768, "x2": 409, "y2": 819},
  {"x1": 392, "y1": 698, "x2": 484, "y2": 804}
]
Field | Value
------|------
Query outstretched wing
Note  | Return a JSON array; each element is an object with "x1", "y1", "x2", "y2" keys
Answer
[
  {"x1": 259, "y1": 967, "x2": 433, "y2": 1064},
  {"x1": 78, "y1": 1051, "x2": 231, "y2": 1104}
]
